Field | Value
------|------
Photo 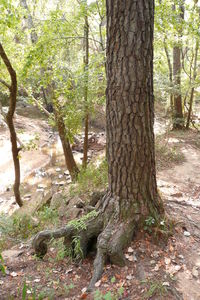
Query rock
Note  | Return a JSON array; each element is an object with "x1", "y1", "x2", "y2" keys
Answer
[
  {"x1": 64, "y1": 207, "x2": 81, "y2": 220},
  {"x1": 37, "y1": 184, "x2": 47, "y2": 189},
  {"x1": 175, "y1": 265, "x2": 182, "y2": 271},
  {"x1": 58, "y1": 174, "x2": 63, "y2": 179},
  {"x1": 54, "y1": 181, "x2": 65, "y2": 186},
  {"x1": 178, "y1": 255, "x2": 184, "y2": 259},
  {"x1": 50, "y1": 193, "x2": 65, "y2": 210},
  {"x1": 89, "y1": 191, "x2": 104, "y2": 207},
  {"x1": 56, "y1": 168, "x2": 61, "y2": 172},
  {"x1": 128, "y1": 247, "x2": 134, "y2": 253},
  {"x1": 195, "y1": 259, "x2": 200, "y2": 268},
  {"x1": 162, "y1": 282, "x2": 170, "y2": 287},
  {"x1": 192, "y1": 267, "x2": 199, "y2": 278},
  {"x1": 2, "y1": 249, "x2": 24, "y2": 263},
  {"x1": 126, "y1": 275, "x2": 134, "y2": 280},
  {"x1": 164, "y1": 257, "x2": 171, "y2": 265},
  {"x1": 64, "y1": 170, "x2": 70, "y2": 175},
  {"x1": 184, "y1": 231, "x2": 191, "y2": 237},
  {"x1": 152, "y1": 251, "x2": 160, "y2": 258}
]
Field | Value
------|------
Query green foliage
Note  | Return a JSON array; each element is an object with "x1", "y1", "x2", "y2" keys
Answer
[
  {"x1": 37, "y1": 206, "x2": 58, "y2": 224},
  {"x1": 144, "y1": 215, "x2": 175, "y2": 241},
  {"x1": 70, "y1": 159, "x2": 108, "y2": 197},
  {"x1": 0, "y1": 253, "x2": 6, "y2": 275},
  {"x1": 0, "y1": 206, "x2": 58, "y2": 252},
  {"x1": 155, "y1": 135, "x2": 185, "y2": 170},
  {"x1": 141, "y1": 279, "x2": 168, "y2": 299},
  {"x1": 63, "y1": 282, "x2": 75, "y2": 295},
  {"x1": 94, "y1": 287, "x2": 124, "y2": 300},
  {"x1": 68, "y1": 210, "x2": 98, "y2": 231},
  {"x1": 20, "y1": 280, "x2": 54, "y2": 300}
]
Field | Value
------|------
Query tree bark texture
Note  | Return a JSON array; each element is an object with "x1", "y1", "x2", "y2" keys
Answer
[
  {"x1": 106, "y1": 0, "x2": 162, "y2": 217},
  {"x1": 172, "y1": 2, "x2": 184, "y2": 129},
  {"x1": 0, "y1": 43, "x2": 23, "y2": 207},
  {"x1": 33, "y1": 0, "x2": 164, "y2": 291}
]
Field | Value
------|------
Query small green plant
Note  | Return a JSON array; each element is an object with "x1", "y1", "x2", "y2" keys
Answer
[
  {"x1": 70, "y1": 159, "x2": 108, "y2": 197},
  {"x1": 144, "y1": 216, "x2": 175, "y2": 241},
  {"x1": 144, "y1": 216, "x2": 155, "y2": 233},
  {"x1": 0, "y1": 253, "x2": 6, "y2": 275},
  {"x1": 141, "y1": 279, "x2": 167, "y2": 299},
  {"x1": 37, "y1": 206, "x2": 58, "y2": 223},
  {"x1": 94, "y1": 287, "x2": 124, "y2": 300},
  {"x1": 63, "y1": 282, "x2": 75, "y2": 296},
  {"x1": 68, "y1": 210, "x2": 98, "y2": 231},
  {"x1": 72, "y1": 235, "x2": 84, "y2": 260}
]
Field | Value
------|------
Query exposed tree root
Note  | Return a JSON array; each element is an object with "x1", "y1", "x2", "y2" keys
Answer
[{"x1": 32, "y1": 193, "x2": 158, "y2": 290}]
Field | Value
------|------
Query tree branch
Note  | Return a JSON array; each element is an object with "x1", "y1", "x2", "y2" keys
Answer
[{"x1": 0, "y1": 78, "x2": 11, "y2": 90}]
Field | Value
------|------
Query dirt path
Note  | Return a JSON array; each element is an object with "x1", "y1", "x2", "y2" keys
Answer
[
  {"x1": 1, "y1": 105, "x2": 200, "y2": 299},
  {"x1": 157, "y1": 131, "x2": 200, "y2": 300}
]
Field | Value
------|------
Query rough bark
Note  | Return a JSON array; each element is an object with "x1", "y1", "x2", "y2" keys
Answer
[
  {"x1": 82, "y1": 1, "x2": 89, "y2": 168},
  {"x1": 172, "y1": 2, "x2": 184, "y2": 129},
  {"x1": 33, "y1": 0, "x2": 164, "y2": 291},
  {"x1": 0, "y1": 43, "x2": 23, "y2": 207}
]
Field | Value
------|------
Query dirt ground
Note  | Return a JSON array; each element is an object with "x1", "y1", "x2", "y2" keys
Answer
[{"x1": 0, "y1": 105, "x2": 200, "y2": 299}]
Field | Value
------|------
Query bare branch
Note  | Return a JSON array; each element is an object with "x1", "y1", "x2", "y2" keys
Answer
[{"x1": 0, "y1": 78, "x2": 11, "y2": 90}]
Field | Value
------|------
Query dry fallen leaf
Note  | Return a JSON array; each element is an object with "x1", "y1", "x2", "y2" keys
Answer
[
  {"x1": 80, "y1": 293, "x2": 88, "y2": 299},
  {"x1": 127, "y1": 247, "x2": 134, "y2": 253},
  {"x1": 95, "y1": 280, "x2": 101, "y2": 287},
  {"x1": 10, "y1": 272, "x2": 18, "y2": 277}
]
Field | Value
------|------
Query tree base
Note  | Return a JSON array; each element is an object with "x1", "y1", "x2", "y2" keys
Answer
[{"x1": 32, "y1": 192, "x2": 163, "y2": 290}]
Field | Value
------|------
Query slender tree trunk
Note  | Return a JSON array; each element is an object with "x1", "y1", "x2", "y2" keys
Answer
[
  {"x1": 54, "y1": 103, "x2": 79, "y2": 180},
  {"x1": 82, "y1": 1, "x2": 89, "y2": 168},
  {"x1": 186, "y1": 40, "x2": 199, "y2": 129},
  {"x1": 172, "y1": 2, "x2": 184, "y2": 129},
  {"x1": 20, "y1": 0, "x2": 38, "y2": 43},
  {"x1": 0, "y1": 43, "x2": 23, "y2": 207},
  {"x1": 163, "y1": 38, "x2": 173, "y2": 112}
]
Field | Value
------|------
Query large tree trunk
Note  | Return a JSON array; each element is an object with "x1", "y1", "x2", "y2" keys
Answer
[
  {"x1": 172, "y1": 2, "x2": 184, "y2": 129},
  {"x1": 0, "y1": 43, "x2": 23, "y2": 207},
  {"x1": 33, "y1": 0, "x2": 164, "y2": 290}
]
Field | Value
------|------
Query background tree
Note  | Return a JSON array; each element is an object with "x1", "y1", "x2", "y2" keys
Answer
[{"x1": 0, "y1": 43, "x2": 23, "y2": 207}]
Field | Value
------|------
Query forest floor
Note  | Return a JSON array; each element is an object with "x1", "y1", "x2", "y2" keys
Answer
[{"x1": 0, "y1": 104, "x2": 200, "y2": 299}]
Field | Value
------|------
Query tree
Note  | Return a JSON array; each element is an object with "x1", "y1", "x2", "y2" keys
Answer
[
  {"x1": 0, "y1": 43, "x2": 23, "y2": 207},
  {"x1": 172, "y1": 1, "x2": 185, "y2": 129},
  {"x1": 82, "y1": 0, "x2": 89, "y2": 168},
  {"x1": 33, "y1": 0, "x2": 164, "y2": 290}
]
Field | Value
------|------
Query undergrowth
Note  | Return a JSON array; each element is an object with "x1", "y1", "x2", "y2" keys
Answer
[
  {"x1": 70, "y1": 158, "x2": 108, "y2": 198},
  {"x1": 155, "y1": 135, "x2": 185, "y2": 170},
  {"x1": 0, "y1": 206, "x2": 59, "y2": 252}
]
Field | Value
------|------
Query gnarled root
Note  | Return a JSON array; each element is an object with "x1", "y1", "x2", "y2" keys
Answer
[
  {"x1": 87, "y1": 219, "x2": 136, "y2": 291},
  {"x1": 32, "y1": 213, "x2": 103, "y2": 259},
  {"x1": 32, "y1": 193, "x2": 145, "y2": 291}
]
